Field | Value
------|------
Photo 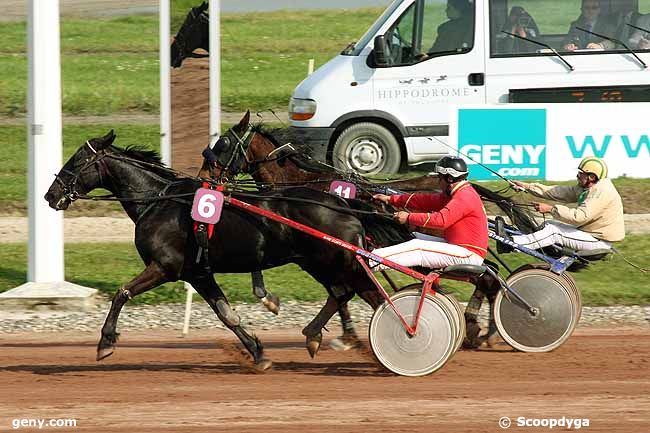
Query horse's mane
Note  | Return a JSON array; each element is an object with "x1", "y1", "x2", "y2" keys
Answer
[
  {"x1": 120, "y1": 145, "x2": 164, "y2": 165},
  {"x1": 251, "y1": 124, "x2": 335, "y2": 174},
  {"x1": 111, "y1": 145, "x2": 178, "y2": 179}
]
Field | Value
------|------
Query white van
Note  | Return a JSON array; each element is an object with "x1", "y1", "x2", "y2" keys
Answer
[{"x1": 288, "y1": 0, "x2": 650, "y2": 174}]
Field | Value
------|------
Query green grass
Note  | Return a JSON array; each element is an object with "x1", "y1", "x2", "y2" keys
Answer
[
  {"x1": 0, "y1": 124, "x2": 159, "y2": 213},
  {"x1": 0, "y1": 243, "x2": 335, "y2": 304},
  {"x1": 3, "y1": 122, "x2": 650, "y2": 213},
  {"x1": 1, "y1": 235, "x2": 649, "y2": 305},
  {"x1": 0, "y1": 8, "x2": 385, "y2": 116}
]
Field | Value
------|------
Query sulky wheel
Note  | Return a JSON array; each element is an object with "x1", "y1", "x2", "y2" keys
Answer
[
  {"x1": 369, "y1": 289, "x2": 458, "y2": 377},
  {"x1": 495, "y1": 269, "x2": 579, "y2": 353},
  {"x1": 398, "y1": 284, "x2": 465, "y2": 353},
  {"x1": 435, "y1": 292, "x2": 465, "y2": 354},
  {"x1": 509, "y1": 263, "x2": 583, "y2": 322}
]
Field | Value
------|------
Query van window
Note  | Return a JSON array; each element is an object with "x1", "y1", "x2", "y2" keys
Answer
[
  {"x1": 491, "y1": 0, "x2": 650, "y2": 57},
  {"x1": 382, "y1": 0, "x2": 475, "y2": 66}
]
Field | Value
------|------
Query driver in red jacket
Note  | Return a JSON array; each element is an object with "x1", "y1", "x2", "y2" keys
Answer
[{"x1": 372, "y1": 156, "x2": 488, "y2": 270}]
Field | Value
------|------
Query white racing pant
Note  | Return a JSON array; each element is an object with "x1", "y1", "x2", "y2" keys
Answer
[
  {"x1": 512, "y1": 220, "x2": 612, "y2": 252},
  {"x1": 370, "y1": 234, "x2": 484, "y2": 271}
]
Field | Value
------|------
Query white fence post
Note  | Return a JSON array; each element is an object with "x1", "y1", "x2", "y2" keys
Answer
[{"x1": 308, "y1": 58, "x2": 315, "y2": 75}]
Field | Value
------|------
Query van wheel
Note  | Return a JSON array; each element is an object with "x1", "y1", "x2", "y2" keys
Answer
[{"x1": 332, "y1": 123, "x2": 401, "y2": 175}]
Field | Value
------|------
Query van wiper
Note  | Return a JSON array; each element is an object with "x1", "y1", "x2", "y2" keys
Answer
[
  {"x1": 576, "y1": 26, "x2": 647, "y2": 69},
  {"x1": 626, "y1": 22, "x2": 650, "y2": 37},
  {"x1": 341, "y1": 41, "x2": 356, "y2": 55},
  {"x1": 502, "y1": 31, "x2": 574, "y2": 71}
]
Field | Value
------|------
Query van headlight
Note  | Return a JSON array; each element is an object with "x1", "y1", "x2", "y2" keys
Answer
[{"x1": 289, "y1": 98, "x2": 317, "y2": 121}]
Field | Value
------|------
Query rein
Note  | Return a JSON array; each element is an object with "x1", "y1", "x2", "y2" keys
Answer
[
  {"x1": 56, "y1": 141, "x2": 197, "y2": 205},
  {"x1": 58, "y1": 144, "x2": 393, "y2": 220}
]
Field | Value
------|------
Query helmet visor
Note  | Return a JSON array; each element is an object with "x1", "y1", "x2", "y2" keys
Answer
[{"x1": 436, "y1": 165, "x2": 468, "y2": 178}]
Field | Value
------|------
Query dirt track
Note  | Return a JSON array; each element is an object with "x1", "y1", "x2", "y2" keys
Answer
[{"x1": 1, "y1": 327, "x2": 648, "y2": 433}]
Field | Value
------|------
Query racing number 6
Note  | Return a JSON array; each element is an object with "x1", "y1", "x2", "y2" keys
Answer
[
  {"x1": 198, "y1": 193, "x2": 217, "y2": 218},
  {"x1": 191, "y1": 188, "x2": 224, "y2": 224}
]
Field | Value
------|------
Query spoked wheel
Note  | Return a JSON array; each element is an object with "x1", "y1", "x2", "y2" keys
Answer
[
  {"x1": 369, "y1": 289, "x2": 458, "y2": 376},
  {"x1": 495, "y1": 269, "x2": 579, "y2": 353},
  {"x1": 399, "y1": 284, "x2": 465, "y2": 353}
]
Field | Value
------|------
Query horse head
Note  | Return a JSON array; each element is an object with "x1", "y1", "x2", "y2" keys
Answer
[
  {"x1": 45, "y1": 130, "x2": 116, "y2": 210},
  {"x1": 199, "y1": 111, "x2": 258, "y2": 179},
  {"x1": 171, "y1": 1, "x2": 209, "y2": 68}
]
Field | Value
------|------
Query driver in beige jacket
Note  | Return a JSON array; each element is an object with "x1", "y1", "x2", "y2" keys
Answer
[{"x1": 505, "y1": 156, "x2": 624, "y2": 252}]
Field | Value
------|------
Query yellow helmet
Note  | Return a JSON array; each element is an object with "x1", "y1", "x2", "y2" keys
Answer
[{"x1": 578, "y1": 156, "x2": 608, "y2": 180}]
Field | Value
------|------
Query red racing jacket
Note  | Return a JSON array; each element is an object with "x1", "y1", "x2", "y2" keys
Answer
[{"x1": 389, "y1": 181, "x2": 488, "y2": 258}]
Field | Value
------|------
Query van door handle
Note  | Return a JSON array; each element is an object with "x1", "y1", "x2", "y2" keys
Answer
[{"x1": 468, "y1": 73, "x2": 485, "y2": 86}]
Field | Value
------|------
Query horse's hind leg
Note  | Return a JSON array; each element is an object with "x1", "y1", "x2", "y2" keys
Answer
[
  {"x1": 251, "y1": 271, "x2": 280, "y2": 315},
  {"x1": 463, "y1": 288, "x2": 485, "y2": 349},
  {"x1": 485, "y1": 291, "x2": 500, "y2": 347},
  {"x1": 330, "y1": 271, "x2": 385, "y2": 352},
  {"x1": 97, "y1": 262, "x2": 168, "y2": 361},
  {"x1": 302, "y1": 293, "x2": 351, "y2": 358},
  {"x1": 329, "y1": 303, "x2": 361, "y2": 351},
  {"x1": 189, "y1": 273, "x2": 272, "y2": 371}
]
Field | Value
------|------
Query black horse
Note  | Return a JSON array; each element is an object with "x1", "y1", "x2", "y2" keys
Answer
[
  {"x1": 171, "y1": 1, "x2": 209, "y2": 68},
  {"x1": 44, "y1": 131, "x2": 410, "y2": 370}
]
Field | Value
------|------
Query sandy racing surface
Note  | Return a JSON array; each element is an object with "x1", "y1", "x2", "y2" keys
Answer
[{"x1": 1, "y1": 327, "x2": 648, "y2": 433}]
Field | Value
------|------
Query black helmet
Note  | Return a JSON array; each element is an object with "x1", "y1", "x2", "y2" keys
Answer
[{"x1": 435, "y1": 156, "x2": 468, "y2": 180}]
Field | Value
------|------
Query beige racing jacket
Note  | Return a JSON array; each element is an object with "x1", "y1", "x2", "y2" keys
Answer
[{"x1": 523, "y1": 178, "x2": 625, "y2": 242}]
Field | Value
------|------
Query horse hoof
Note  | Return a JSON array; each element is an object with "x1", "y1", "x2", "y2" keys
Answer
[
  {"x1": 306, "y1": 334, "x2": 322, "y2": 359},
  {"x1": 486, "y1": 332, "x2": 501, "y2": 348},
  {"x1": 462, "y1": 337, "x2": 481, "y2": 350},
  {"x1": 96, "y1": 347, "x2": 114, "y2": 361},
  {"x1": 254, "y1": 358, "x2": 273, "y2": 372},
  {"x1": 262, "y1": 295, "x2": 280, "y2": 315},
  {"x1": 330, "y1": 337, "x2": 359, "y2": 352}
]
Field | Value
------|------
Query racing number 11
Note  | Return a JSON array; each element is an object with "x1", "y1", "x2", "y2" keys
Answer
[
  {"x1": 335, "y1": 185, "x2": 352, "y2": 198},
  {"x1": 329, "y1": 181, "x2": 357, "y2": 199}
]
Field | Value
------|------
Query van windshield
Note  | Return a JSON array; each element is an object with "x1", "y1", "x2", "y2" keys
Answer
[{"x1": 345, "y1": 0, "x2": 407, "y2": 55}]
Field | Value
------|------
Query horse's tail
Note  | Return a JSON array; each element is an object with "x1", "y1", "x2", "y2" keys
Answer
[
  {"x1": 346, "y1": 199, "x2": 414, "y2": 248},
  {"x1": 470, "y1": 183, "x2": 539, "y2": 234}
]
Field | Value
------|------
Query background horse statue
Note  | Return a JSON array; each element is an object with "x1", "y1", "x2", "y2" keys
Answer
[
  {"x1": 45, "y1": 130, "x2": 411, "y2": 370},
  {"x1": 171, "y1": 1, "x2": 209, "y2": 68},
  {"x1": 200, "y1": 112, "x2": 542, "y2": 348}
]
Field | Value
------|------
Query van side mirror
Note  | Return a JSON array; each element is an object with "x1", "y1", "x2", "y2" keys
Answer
[{"x1": 373, "y1": 35, "x2": 390, "y2": 66}]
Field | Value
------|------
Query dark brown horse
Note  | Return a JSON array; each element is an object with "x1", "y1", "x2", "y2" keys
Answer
[{"x1": 199, "y1": 112, "x2": 542, "y2": 348}]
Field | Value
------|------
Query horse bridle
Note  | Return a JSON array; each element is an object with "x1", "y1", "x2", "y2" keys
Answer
[
  {"x1": 211, "y1": 125, "x2": 257, "y2": 179},
  {"x1": 54, "y1": 141, "x2": 110, "y2": 203},
  {"x1": 173, "y1": 8, "x2": 209, "y2": 62}
]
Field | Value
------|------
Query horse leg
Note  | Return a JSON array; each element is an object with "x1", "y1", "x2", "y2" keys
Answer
[
  {"x1": 463, "y1": 287, "x2": 485, "y2": 349},
  {"x1": 329, "y1": 302, "x2": 360, "y2": 352},
  {"x1": 485, "y1": 290, "x2": 500, "y2": 347},
  {"x1": 251, "y1": 271, "x2": 280, "y2": 315},
  {"x1": 466, "y1": 272, "x2": 502, "y2": 349},
  {"x1": 97, "y1": 262, "x2": 168, "y2": 360},
  {"x1": 189, "y1": 273, "x2": 272, "y2": 371},
  {"x1": 302, "y1": 293, "x2": 352, "y2": 358}
]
